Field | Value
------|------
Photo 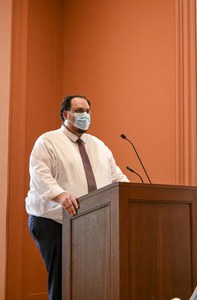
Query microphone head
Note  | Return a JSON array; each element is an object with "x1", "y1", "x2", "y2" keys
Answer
[
  {"x1": 126, "y1": 166, "x2": 134, "y2": 173},
  {"x1": 120, "y1": 134, "x2": 126, "y2": 139}
]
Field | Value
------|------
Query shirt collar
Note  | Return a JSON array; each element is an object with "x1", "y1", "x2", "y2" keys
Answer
[{"x1": 60, "y1": 124, "x2": 88, "y2": 144}]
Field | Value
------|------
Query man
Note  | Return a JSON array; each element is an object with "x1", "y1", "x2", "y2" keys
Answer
[{"x1": 26, "y1": 95, "x2": 129, "y2": 300}]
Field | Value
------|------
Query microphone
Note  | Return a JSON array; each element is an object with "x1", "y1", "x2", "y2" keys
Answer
[
  {"x1": 126, "y1": 166, "x2": 144, "y2": 183},
  {"x1": 121, "y1": 133, "x2": 152, "y2": 184}
]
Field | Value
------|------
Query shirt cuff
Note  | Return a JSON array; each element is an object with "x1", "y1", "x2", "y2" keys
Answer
[{"x1": 42, "y1": 186, "x2": 65, "y2": 206}]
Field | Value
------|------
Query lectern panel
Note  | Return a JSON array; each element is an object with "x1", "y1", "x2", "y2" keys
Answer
[
  {"x1": 128, "y1": 202, "x2": 192, "y2": 300},
  {"x1": 66, "y1": 204, "x2": 111, "y2": 300}
]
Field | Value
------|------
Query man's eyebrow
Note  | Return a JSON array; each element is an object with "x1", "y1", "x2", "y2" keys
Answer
[{"x1": 75, "y1": 108, "x2": 90, "y2": 111}]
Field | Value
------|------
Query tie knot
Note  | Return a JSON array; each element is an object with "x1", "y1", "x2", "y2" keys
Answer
[{"x1": 76, "y1": 138, "x2": 82, "y2": 145}]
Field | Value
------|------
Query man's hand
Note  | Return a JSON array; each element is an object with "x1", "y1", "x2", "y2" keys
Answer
[{"x1": 52, "y1": 192, "x2": 79, "y2": 216}]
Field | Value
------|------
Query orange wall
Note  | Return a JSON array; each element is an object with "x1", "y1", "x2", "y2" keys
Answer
[
  {"x1": 1, "y1": 0, "x2": 196, "y2": 299},
  {"x1": 0, "y1": 0, "x2": 12, "y2": 298}
]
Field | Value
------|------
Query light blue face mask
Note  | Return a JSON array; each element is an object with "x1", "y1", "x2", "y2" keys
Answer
[{"x1": 69, "y1": 111, "x2": 91, "y2": 130}]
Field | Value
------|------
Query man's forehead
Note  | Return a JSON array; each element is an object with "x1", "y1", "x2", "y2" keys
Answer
[{"x1": 71, "y1": 97, "x2": 89, "y2": 107}]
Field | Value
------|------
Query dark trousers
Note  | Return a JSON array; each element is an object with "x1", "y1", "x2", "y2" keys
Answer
[{"x1": 28, "y1": 215, "x2": 62, "y2": 300}]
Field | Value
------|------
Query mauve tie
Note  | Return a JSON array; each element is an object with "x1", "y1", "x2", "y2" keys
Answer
[{"x1": 76, "y1": 139, "x2": 97, "y2": 192}]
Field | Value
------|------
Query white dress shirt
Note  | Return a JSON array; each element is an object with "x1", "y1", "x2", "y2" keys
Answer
[{"x1": 25, "y1": 125, "x2": 129, "y2": 223}]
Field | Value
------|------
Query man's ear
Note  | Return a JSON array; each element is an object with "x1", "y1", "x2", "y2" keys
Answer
[{"x1": 63, "y1": 111, "x2": 68, "y2": 120}]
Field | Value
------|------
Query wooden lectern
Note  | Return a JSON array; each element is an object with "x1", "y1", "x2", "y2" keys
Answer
[{"x1": 62, "y1": 182, "x2": 197, "y2": 300}]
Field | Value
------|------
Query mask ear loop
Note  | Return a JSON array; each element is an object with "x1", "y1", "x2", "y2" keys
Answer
[{"x1": 66, "y1": 111, "x2": 75, "y2": 126}]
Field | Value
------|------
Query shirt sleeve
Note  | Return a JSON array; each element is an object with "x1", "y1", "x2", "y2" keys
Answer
[{"x1": 29, "y1": 136, "x2": 65, "y2": 204}]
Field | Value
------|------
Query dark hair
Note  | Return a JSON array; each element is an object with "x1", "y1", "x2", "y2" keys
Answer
[{"x1": 60, "y1": 95, "x2": 91, "y2": 121}]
